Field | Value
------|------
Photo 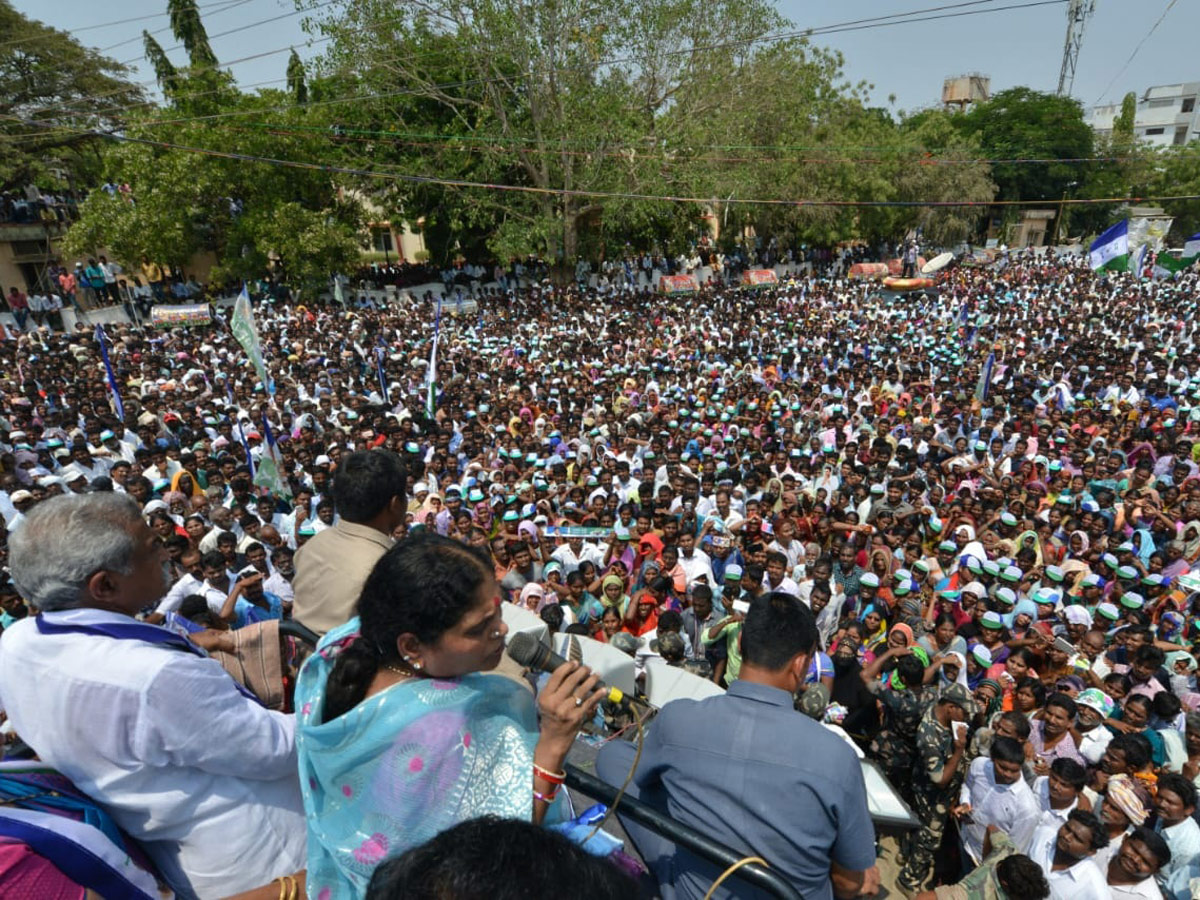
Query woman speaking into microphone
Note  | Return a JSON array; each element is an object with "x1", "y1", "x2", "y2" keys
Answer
[{"x1": 294, "y1": 532, "x2": 606, "y2": 899}]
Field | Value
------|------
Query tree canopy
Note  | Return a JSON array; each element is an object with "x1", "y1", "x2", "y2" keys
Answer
[
  {"x1": 954, "y1": 87, "x2": 1094, "y2": 203},
  {"x1": 0, "y1": 0, "x2": 143, "y2": 193},
  {"x1": 33, "y1": 0, "x2": 1200, "y2": 285}
]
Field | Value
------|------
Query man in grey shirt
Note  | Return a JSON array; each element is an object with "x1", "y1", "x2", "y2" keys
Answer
[{"x1": 598, "y1": 591, "x2": 879, "y2": 900}]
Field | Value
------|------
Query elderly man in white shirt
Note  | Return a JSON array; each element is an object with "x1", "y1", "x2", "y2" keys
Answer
[{"x1": 0, "y1": 494, "x2": 305, "y2": 899}]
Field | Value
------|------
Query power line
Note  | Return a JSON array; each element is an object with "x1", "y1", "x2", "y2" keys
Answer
[
  {"x1": 27, "y1": 0, "x2": 1066, "y2": 131},
  {"x1": 84, "y1": 128, "x2": 1187, "y2": 208},
  {"x1": 1093, "y1": 0, "x2": 1180, "y2": 105},
  {"x1": 96, "y1": 0, "x2": 261, "y2": 55},
  {"x1": 234, "y1": 120, "x2": 1141, "y2": 165},
  {"x1": 34, "y1": 1, "x2": 993, "y2": 120},
  {"x1": 112, "y1": 0, "x2": 340, "y2": 65},
  {"x1": 0, "y1": 0, "x2": 258, "y2": 49}
]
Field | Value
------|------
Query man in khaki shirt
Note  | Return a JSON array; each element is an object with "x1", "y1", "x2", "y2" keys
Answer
[{"x1": 293, "y1": 450, "x2": 407, "y2": 634}]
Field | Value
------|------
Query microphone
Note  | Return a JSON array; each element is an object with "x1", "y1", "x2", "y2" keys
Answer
[{"x1": 506, "y1": 632, "x2": 641, "y2": 707}]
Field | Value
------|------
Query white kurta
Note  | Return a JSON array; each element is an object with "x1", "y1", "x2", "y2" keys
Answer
[{"x1": 0, "y1": 608, "x2": 306, "y2": 898}]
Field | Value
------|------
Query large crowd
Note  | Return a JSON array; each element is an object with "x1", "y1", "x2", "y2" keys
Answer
[{"x1": 1, "y1": 246, "x2": 1200, "y2": 899}]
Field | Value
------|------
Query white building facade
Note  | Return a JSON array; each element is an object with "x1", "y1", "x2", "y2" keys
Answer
[{"x1": 1087, "y1": 82, "x2": 1200, "y2": 147}]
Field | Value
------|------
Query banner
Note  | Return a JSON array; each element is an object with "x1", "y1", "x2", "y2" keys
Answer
[
  {"x1": 150, "y1": 304, "x2": 211, "y2": 328},
  {"x1": 543, "y1": 526, "x2": 615, "y2": 538},
  {"x1": 231, "y1": 286, "x2": 274, "y2": 395},
  {"x1": 741, "y1": 269, "x2": 779, "y2": 287},
  {"x1": 659, "y1": 274, "x2": 699, "y2": 294},
  {"x1": 848, "y1": 263, "x2": 889, "y2": 280}
]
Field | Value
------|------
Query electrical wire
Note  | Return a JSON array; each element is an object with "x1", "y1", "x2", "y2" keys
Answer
[
  {"x1": 0, "y1": 0, "x2": 258, "y2": 48},
  {"x1": 235, "y1": 121, "x2": 1147, "y2": 166},
  {"x1": 1093, "y1": 0, "x2": 1181, "y2": 105},
  {"x1": 24, "y1": 0, "x2": 1066, "y2": 130},
  {"x1": 95, "y1": 0, "x2": 261, "y2": 55},
  {"x1": 702, "y1": 856, "x2": 771, "y2": 900},
  {"x1": 4, "y1": 2, "x2": 331, "y2": 126},
  {"x1": 76, "y1": 127, "x2": 1200, "y2": 208},
  {"x1": 582, "y1": 704, "x2": 645, "y2": 847},
  {"x1": 112, "y1": 0, "x2": 341, "y2": 66}
]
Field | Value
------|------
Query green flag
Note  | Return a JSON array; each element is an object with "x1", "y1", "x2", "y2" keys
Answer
[{"x1": 231, "y1": 286, "x2": 273, "y2": 394}]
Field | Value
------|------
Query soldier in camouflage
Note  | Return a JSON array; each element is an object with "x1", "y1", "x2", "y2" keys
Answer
[
  {"x1": 865, "y1": 648, "x2": 935, "y2": 806},
  {"x1": 896, "y1": 682, "x2": 975, "y2": 897}
]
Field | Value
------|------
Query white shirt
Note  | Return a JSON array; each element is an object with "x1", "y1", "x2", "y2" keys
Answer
[
  {"x1": 959, "y1": 757, "x2": 1040, "y2": 864},
  {"x1": 0, "y1": 608, "x2": 305, "y2": 898},
  {"x1": 156, "y1": 572, "x2": 204, "y2": 615},
  {"x1": 196, "y1": 579, "x2": 235, "y2": 616},
  {"x1": 1027, "y1": 835, "x2": 1109, "y2": 900},
  {"x1": 1157, "y1": 816, "x2": 1200, "y2": 900},
  {"x1": 1077, "y1": 724, "x2": 1113, "y2": 765},
  {"x1": 768, "y1": 538, "x2": 806, "y2": 571},
  {"x1": 1109, "y1": 876, "x2": 1164, "y2": 899},
  {"x1": 198, "y1": 527, "x2": 232, "y2": 554},
  {"x1": 678, "y1": 548, "x2": 715, "y2": 587},
  {"x1": 551, "y1": 543, "x2": 591, "y2": 576},
  {"x1": 264, "y1": 571, "x2": 294, "y2": 605},
  {"x1": 1026, "y1": 776, "x2": 1079, "y2": 863},
  {"x1": 762, "y1": 574, "x2": 801, "y2": 597}
]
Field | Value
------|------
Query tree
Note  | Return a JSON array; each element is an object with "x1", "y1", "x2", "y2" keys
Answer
[
  {"x1": 168, "y1": 0, "x2": 218, "y2": 69},
  {"x1": 1146, "y1": 145, "x2": 1200, "y2": 241},
  {"x1": 889, "y1": 110, "x2": 995, "y2": 244},
  {"x1": 0, "y1": 0, "x2": 143, "y2": 192},
  {"x1": 64, "y1": 91, "x2": 363, "y2": 292},
  {"x1": 305, "y1": 0, "x2": 793, "y2": 264},
  {"x1": 286, "y1": 50, "x2": 308, "y2": 105},
  {"x1": 144, "y1": 31, "x2": 179, "y2": 94},
  {"x1": 956, "y1": 87, "x2": 1094, "y2": 202},
  {"x1": 1113, "y1": 91, "x2": 1137, "y2": 144}
]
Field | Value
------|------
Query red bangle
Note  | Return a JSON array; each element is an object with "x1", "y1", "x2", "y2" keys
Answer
[
  {"x1": 533, "y1": 764, "x2": 566, "y2": 785},
  {"x1": 533, "y1": 788, "x2": 558, "y2": 804}
]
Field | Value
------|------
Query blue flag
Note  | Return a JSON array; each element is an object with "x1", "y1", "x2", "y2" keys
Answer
[
  {"x1": 375, "y1": 346, "x2": 390, "y2": 405},
  {"x1": 238, "y1": 424, "x2": 256, "y2": 479},
  {"x1": 253, "y1": 412, "x2": 290, "y2": 498},
  {"x1": 975, "y1": 352, "x2": 996, "y2": 403},
  {"x1": 94, "y1": 324, "x2": 124, "y2": 420}
]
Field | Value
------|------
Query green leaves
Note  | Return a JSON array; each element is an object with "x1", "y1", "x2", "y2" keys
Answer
[
  {"x1": 0, "y1": 0, "x2": 143, "y2": 192},
  {"x1": 64, "y1": 88, "x2": 364, "y2": 292}
]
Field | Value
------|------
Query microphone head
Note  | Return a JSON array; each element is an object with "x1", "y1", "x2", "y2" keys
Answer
[{"x1": 506, "y1": 631, "x2": 551, "y2": 671}]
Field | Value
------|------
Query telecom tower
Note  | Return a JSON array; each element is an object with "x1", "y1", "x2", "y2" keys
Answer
[{"x1": 1056, "y1": 0, "x2": 1096, "y2": 96}]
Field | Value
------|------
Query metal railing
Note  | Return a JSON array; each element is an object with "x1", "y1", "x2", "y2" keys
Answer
[{"x1": 564, "y1": 764, "x2": 803, "y2": 900}]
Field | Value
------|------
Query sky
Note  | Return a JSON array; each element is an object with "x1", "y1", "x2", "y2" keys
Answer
[{"x1": 13, "y1": 0, "x2": 1200, "y2": 115}]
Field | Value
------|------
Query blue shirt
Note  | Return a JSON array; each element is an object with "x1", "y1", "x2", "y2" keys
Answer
[
  {"x1": 233, "y1": 591, "x2": 284, "y2": 629},
  {"x1": 610, "y1": 679, "x2": 876, "y2": 900}
]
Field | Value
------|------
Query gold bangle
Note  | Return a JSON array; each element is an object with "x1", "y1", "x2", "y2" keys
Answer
[
  {"x1": 276, "y1": 877, "x2": 287, "y2": 900},
  {"x1": 285, "y1": 874, "x2": 299, "y2": 900}
]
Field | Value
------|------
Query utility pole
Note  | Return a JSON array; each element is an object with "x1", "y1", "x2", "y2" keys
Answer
[{"x1": 1057, "y1": 0, "x2": 1095, "y2": 96}]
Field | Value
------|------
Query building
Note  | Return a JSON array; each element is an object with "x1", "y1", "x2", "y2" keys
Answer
[
  {"x1": 942, "y1": 74, "x2": 990, "y2": 111},
  {"x1": 1087, "y1": 82, "x2": 1200, "y2": 147},
  {"x1": 0, "y1": 220, "x2": 63, "y2": 295}
]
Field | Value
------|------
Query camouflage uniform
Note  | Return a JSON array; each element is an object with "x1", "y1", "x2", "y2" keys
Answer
[
  {"x1": 897, "y1": 704, "x2": 964, "y2": 894},
  {"x1": 867, "y1": 682, "x2": 934, "y2": 805}
]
